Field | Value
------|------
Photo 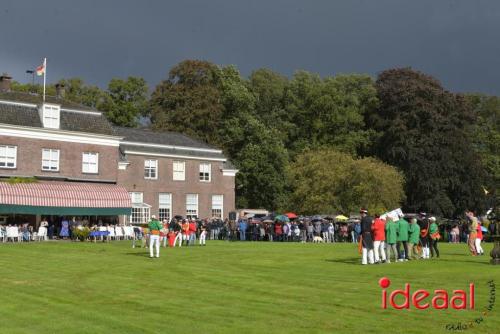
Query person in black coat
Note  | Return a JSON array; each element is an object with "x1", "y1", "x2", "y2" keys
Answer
[
  {"x1": 418, "y1": 212, "x2": 430, "y2": 259},
  {"x1": 360, "y1": 208, "x2": 374, "y2": 265}
]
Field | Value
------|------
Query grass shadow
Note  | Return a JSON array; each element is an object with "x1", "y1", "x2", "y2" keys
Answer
[
  {"x1": 435, "y1": 258, "x2": 493, "y2": 266},
  {"x1": 125, "y1": 251, "x2": 152, "y2": 257},
  {"x1": 325, "y1": 258, "x2": 360, "y2": 265}
]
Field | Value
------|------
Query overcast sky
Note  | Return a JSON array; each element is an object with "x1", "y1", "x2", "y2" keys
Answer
[{"x1": 1, "y1": 0, "x2": 499, "y2": 94}]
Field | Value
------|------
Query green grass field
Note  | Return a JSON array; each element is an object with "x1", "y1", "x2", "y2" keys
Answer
[{"x1": 0, "y1": 240, "x2": 498, "y2": 334}]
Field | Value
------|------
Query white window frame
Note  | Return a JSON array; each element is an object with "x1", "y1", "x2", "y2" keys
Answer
[
  {"x1": 41, "y1": 148, "x2": 60, "y2": 171},
  {"x1": 0, "y1": 145, "x2": 17, "y2": 169},
  {"x1": 173, "y1": 160, "x2": 185, "y2": 181},
  {"x1": 144, "y1": 159, "x2": 158, "y2": 180},
  {"x1": 82, "y1": 152, "x2": 99, "y2": 174},
  {"x1": 42, "y1": 104, "x2": 60, "y2": 129},
  {"x1": 211, "y1": 195, "x2": 224, "y2": 219},
  {"x1": 158, "y1": 193, "x2": 172, "y2": 222},
  {"x1": 130, "y1": 205, "x2": 150, "y2": 225},
  {"x1": 130, "y1": 192, "x2": 143, "y2": 204},
  {"x1": 186, "y1": 193, "x2": 198, "y2": 218},
  {"x1": 199, "y1": 163, "x2": 211, "y2": 182},
  {"x1": 129, "y1": 192, "x2": 150, "y2": 224}
]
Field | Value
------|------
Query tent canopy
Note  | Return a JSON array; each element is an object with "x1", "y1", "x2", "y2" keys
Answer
[{"x1": 0, "y1": 181, "x2": 131, "y2": 215}]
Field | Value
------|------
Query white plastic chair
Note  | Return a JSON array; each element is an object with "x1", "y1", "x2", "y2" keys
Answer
[
  {"x1": 115, "y1": 225, "x2": 124, "y2": 240},
  {"x1": 7, "y1": 226, "x2": 21, "y2": 242},
  {"x1": 107, "y1": 225, "x2": 116, "y2": 240}
]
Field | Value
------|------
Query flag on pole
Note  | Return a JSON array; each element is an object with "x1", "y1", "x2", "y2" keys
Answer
[{"x1": 36, "y1": 59, "x2": 46, "y2": 76}]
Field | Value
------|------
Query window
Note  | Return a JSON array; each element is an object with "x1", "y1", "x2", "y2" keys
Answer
[
  {"x1": 144, "y1": 159, "x2": 158, "y2": 179},
  {"x1": 0, "y1": 145, "x2": 17, "y2": 168},
  {"x1": 131, "y1": 206, "x2": 150, "y2": 224},
  {"x1": 211, "y1": 195, "x2": 223, "y2": 219},
  {"x1": 159, "y1": 193, "x2": 172, "y2": 222},
  {"x1": 130, "y1": 192, "x2": 143, "y2": 204},
  {"x1": 42, "y1": 104, "x2": 60, "y2": 129},
  {"x1": 199, "y1": 163, "x2": 211, "y2": 182},
  {"x1": 173, "y1": 160, "x2": 185, "y2": 181},
  {"x1": 186, "y1": 194, "x2": 198, "y2": 218},
  {"x1": 41, "y1": 149, "x2": 60, "y2": 171},
  {"x1": 82, "y1": 152, "x2": 98, "y2": 173},
  {"x1": 129, "y1": 192, "x2": 150, "y2": 224}
]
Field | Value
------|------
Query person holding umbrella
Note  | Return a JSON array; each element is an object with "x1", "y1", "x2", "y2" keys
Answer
[{"x1": 359, "y1": 208, "x2": 374, "y2": 265}]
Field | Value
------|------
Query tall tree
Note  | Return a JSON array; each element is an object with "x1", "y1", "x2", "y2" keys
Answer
[
  {"x1": 283, "y1": 71, "x2": 378, "y2": 155},
  {"x1": 217, "y1": 66, "x2": 288, "y2": 210},
  {"x1": 99, "y1": 77, "x2": 148, "y2": 127},
  {"x1": 466, "y1": 94, "x2": 500, "y2": 208},
  {"x1": 369, "y1": 68, "x2": 486, "y2": 216},
  {"x1": 248, "y1": 69, "x2": 292, "y2": 143},
  {"x1": 150, "y1": 60, "x2": 223, "y2": 143},
  {"x1": 287, "y1": 148, "x2": 405, "y2": 215}
]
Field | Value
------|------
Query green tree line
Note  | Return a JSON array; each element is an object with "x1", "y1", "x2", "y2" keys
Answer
[{"x1": 10, "y1": 61, "x2": 499, "y2": 217}]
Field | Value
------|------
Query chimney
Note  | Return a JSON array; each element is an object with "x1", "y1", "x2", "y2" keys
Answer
[
  {"x1": 55, "y1": 82, "x2": 65, "y2": 99},
  {"x1": 0, "y1": 73, "x2": 12, "y2": 92}
]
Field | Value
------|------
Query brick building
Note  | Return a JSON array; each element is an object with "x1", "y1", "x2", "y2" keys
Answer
[{"x1": 0, "y1": 75, "x2": 237, "y2": 226}]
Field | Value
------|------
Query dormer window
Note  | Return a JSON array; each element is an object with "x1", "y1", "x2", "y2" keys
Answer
[{"x1": 40, "y1": 104, "x2": 60, "y2": 129}]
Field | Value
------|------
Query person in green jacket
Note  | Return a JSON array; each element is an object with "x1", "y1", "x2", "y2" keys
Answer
[
  {"x1": 148, "y1": 215, "x2": 163, "y2": 258},
  {"x1": 385, "y1": 217, "x2": 399, "y2": 263},
  {"x1": 396, "y1": 215, "x2": 410, "y2": 262},
  {"x1": 408, "y1": 218, "x2": 421, "y2": 260},
  {"x1": 429, "y1": 217, "x2": 440, "y2": 258}
]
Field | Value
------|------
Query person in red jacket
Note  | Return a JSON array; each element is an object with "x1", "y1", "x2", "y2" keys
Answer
[
  {"x1": 181, "y1": 220, "x2": 190, "y2": 246},
  {"x1": 188, "y1": 220, "x2": 197, "y2": 246},
  {"x1": 274, "y1": 222, "x2": 283, "y2": 242},
  {"x1": 371, "y1": 215, "x2": 387, "y2": 263},
  {"x1": 476, "y1": 222, "x2": 484, "y2": 255}
]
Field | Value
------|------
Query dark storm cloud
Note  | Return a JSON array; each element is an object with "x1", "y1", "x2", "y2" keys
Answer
[{"x1": 1, "y1": 0, "x2": 499, "y2": 94}]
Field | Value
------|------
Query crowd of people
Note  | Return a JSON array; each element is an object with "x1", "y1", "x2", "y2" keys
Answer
[
  {"x1": 1, "y1": 212, "x2": 494, "y2": 260},
  {"x1": 358, "y1": 209, "x2": 487, "y2": 265}
]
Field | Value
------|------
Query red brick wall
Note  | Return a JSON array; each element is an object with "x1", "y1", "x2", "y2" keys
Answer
[
  {"x1": 117, "y1": 154, "x2": 236, "y2": 219},
  {"x1": 0, "y1": 135, "x2": 118, "y2": 181}
]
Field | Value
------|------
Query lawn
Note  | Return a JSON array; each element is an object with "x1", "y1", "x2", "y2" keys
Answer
[{"x1": 0, "y1": 240, "x2": 498, "y2": 334}]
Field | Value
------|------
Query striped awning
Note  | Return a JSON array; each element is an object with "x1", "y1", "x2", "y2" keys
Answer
[{"x1": 0, "y1": 181, "x2": 131, "y2": 215}]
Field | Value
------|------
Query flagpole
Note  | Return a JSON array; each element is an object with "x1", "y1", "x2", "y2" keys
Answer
[{"x1": 43, "y1": 58, "x2": 47, "y2": 102}]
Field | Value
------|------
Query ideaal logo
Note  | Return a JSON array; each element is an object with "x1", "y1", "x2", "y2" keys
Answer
[
  {"x1": 379, "y1": 277, "x2": 474, "y2": 310},
  {"x1": 445, "y1": 280, "x2": 496, "y2": 331},
  {"x1": 378, "y1": 277, "x2": 496, "y2": 331}
]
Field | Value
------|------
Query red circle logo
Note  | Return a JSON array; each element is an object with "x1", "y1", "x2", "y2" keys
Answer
[{"x1": 379, "y1": 277, "x2": 391, "y2": 288}]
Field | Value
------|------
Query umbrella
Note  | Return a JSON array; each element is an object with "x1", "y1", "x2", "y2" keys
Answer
[
  {"x1": 263, "y1": 219, "x2": 274, "y2": 223},
  {"x1": 311, "y1": 215, "x2": 323, "y2": 222},
  {"x1": 285, "y1": 212, "x2": 298, "y2": 219},
  {"x1": 481, "y1": 226, "x2": 488, "y2": 232},
  {"x1": 335, "y1": 215, "x2": 349, "y2": 221},
  {"x1": 250, "y1": 218, "x2": 262, "y2": 223},
  {"x1": 275, "y1": 215, "x2": 290, "y2": 222}
]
